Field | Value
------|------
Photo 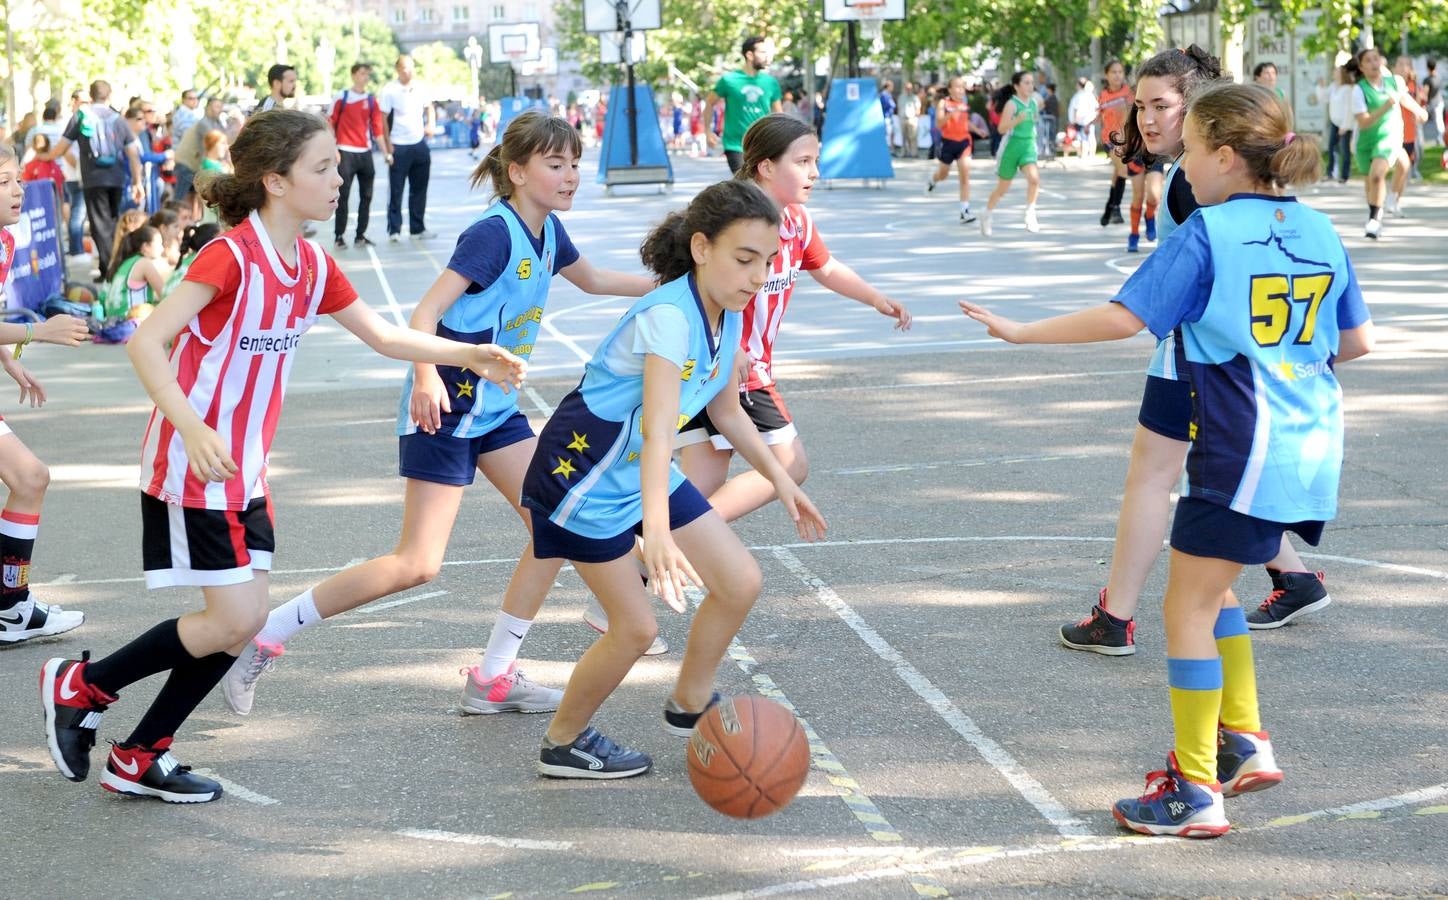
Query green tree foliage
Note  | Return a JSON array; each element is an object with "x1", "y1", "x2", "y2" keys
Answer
[{"x1": 408, "y1": 41, "x2": 476, "y2": 98}]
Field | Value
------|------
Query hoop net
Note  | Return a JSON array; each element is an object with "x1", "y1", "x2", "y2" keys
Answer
[
  {"x1": 508, "y1": 51, "x2": 525, "y2": 70},
  {"x1": 854, "y1": 1, "x2": 886, "y2": 50}
]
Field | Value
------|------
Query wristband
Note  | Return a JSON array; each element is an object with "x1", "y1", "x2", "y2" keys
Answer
[{"x1": 12, "y1": 323, "x2": 33, "y2": 360}]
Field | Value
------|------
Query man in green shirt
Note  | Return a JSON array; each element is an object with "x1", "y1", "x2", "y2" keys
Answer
[{"x1": 707, "y1": 35, "x2": 784, "y2": 173}]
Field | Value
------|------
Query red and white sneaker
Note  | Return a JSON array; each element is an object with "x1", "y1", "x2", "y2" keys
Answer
[
  {"x1": 459, "y1": 663, "x2": 562, "y2": 715},
  {"x1": 100, "y1": 737, "x2": 222, "y2": 803},
  {"x1": 1217, "y1": 728, "x2": 1284, "y2": 797},
  {"x1": 40, "y1": 653, "x2": 115, "y2": 782}
]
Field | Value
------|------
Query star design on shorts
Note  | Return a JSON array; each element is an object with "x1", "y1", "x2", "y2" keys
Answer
[
  {"x1": 455, "y1": 379, "x2": 474, "y2": 398},
  {"x1": 567, "y1": 431, "x2": 589, "y2": 453},
  {"x1": 552, "y1": 457, "x2": 577, "y2": 479}
]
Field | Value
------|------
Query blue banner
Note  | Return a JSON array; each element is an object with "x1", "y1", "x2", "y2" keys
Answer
[
  {"x1": 3, "y1": 181, "x2": 65, "y2": 314},
  {"x1": 820, "y1": 79, "x2": 895, "y2": 181},
  {"x1": 497, "y1": 96, "x2": 546, "y2": 134}
]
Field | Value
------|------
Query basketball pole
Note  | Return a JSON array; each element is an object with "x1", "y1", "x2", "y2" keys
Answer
[
  {"x1": 846, "y1": 21, "x2": 860, "y2": 79},
  {"x1": 615, "y1": 0, "x2": 639, "y2": 166}
]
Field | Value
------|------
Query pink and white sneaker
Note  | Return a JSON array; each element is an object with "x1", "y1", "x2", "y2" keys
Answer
[
  {"x1": 459, "y1": 663, "x2": 562, "y2": 716},
  {"x1": 220, "y1": 639, "x2": 285, "y2": 716}
]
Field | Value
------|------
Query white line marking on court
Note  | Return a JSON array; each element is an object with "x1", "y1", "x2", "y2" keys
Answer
[
  {"x1": 545, "y1": 294, "x2": 631, "y2": 322},
  {"x1": 784, "y1": 368, "x2": 1142, "y2": 396},
  {"x1": 831, "y1": 452, "x2": 1094, "y2": 477},
  {"x1": 1299, "y1": 553, "x2": 1448, "y2": 583},
  {"x1": 49, "y1": 574, "x2": 76, "y2": 584},
  {"x1": 361, "y1": 589, "x2": 449, "y2": 613},
  {"x1": 523, "y1": 384, "x2": 555, "y2": 417},
  {"x1": 365, "y1": 245, "x2": 408, "y2": 327},
  {"x1": 190, "y1": 769, "x2": 280, "y2": 806},
  {"x1": 774, "y1": 338, "x2": 1003, "y2": 358},
  {"x1": 1255, "y1": 782, "x2": 1448, "y2": 829},
  {"x1": 540, "y1": 317, "x2": 594, "y2": 363},
  {"x1": 772, "y1": 547, "x2": 1092, "y2": 838},
  {"x1": 395, "y1": 827, "x2": 573, "y2": 851},
  {"x1": 696, "y1": 837, "x2": 1127, "y2": 899},
  {"x1": 1105, "y1": 255, "x2": 1142, "y2": 276}
]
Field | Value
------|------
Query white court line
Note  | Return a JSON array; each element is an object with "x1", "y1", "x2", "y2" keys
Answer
[
  {"x1": 34, "y1": 537, "x2": 1448, "y2": 589},
  {"x1": 1105, "y1": 255, "x2": 1142, "y2": 276},
  {"x1": 696, "y1": 837, "x2": 1127, "y2": 899},
  {"x1": 365, "y1": 245, "x2": 408, "y2": 327},
  {"x1": 772, "y1": 547, "x2": 1092, "y2": 838},
  {"x1": 540, "y1": 316, "x2": 595, "y2": 363},
  {"x1": 544, "y1": 294, "x2": 630, "y2": 322},
  {"x1": 360, "y1": 589, "x2": 450, "y2": 613},
  {"x1": 523, "y1": 384, "x2": 555, "y2": 417},
  {"x1": 831, "y1": 452, "x2": 1094, "y2": 477},
  {"x1": 783, "y1": 368, "x2": 1142, "y2": 396},
  {"x1": 396, "y1": 827, "x2": 573, "y2": 851},
  {"x1": 773, "y1": 337, "x2": 1004, "y2": 359},
  {"x1": 49, "y1": 574, "x2": 76, "y2": 584},
  {"x1": 191, "y1": 769, "x2": 280, "y2": 806},
  {"x1": 1254, "y1": 782, "x2": 1448, "y2": 829}
]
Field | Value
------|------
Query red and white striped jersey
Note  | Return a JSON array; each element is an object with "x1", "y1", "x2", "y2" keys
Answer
[
  {"x1": 740, "y1": 203, "x2": 829, "y2": 391},
  {"x1": 139, "y1": 211, "x2": 355, "y2": 510}
]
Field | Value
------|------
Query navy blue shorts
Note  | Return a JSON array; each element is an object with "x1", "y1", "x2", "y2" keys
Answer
[
  {"x1": 1137, "y1": 375, "x2": 1193, "y2": 442},
  {"x1": 938, "y1": 138, "x2": 972, "y2": 165},
  {"x1": 1170, "y1": 496, "x2": 1325, "y2": 566},
  {"x1": 398, "y1": 412, "x2": 535, "y2": 486},
  {"x1": 529, "y1": 480, "x2": 714, "y2": 564}
]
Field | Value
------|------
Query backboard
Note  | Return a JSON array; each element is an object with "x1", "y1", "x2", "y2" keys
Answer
[
  {"x1": 822, "y1": 0, "x2": 906, "y2": 20},
  {"x1": 487, "y1": 22, "x2": 542, "y2": 64},
  {"x1": 599, "y1": 31, "x2": 646, "y2": 66},
  {"x1": 583, "y1": 0, "x2": 661, "y2": 33},
  {"x1": 518, "y1": 47, "x2": 560, "y2": 77}
]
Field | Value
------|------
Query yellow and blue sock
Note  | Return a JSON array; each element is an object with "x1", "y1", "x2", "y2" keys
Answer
[
  {"x1": 1168, "y1": 657, "x2": 1222, "y2": 784},
  {"x1": 1215, "y1": 606, "x2": 1262, "y2": 733}
]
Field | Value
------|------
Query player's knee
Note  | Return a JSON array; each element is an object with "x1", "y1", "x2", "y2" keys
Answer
[
  {"x1": 785, "y1": 454, "x2": 809, "y2": 485},
  {"x1": 12, "y1": 459, "x2": 49, "y2": 500},
  {"x1": 612, "y1": 616, "x2": 659, "y2": 656},
  {"x1": 217, "y1": 607, "x2": 268, "y2": 648},
  {"x1": 394, "y1": 555, "x2": 442, "y2": 590},
  {"x1": 716, "y1": 558, "x2": 762, "y2": 608}
]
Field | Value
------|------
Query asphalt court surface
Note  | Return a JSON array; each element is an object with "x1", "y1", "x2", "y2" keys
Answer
[{"x1": 2, "y1": 148, "x2": 1446, "y2": 897}]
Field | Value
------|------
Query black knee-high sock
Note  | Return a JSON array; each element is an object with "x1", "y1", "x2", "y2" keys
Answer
[
  {"x1": 85, "y1": 619, "x2": 191, "y2": 696},
  {"x1": 0, "y1": 510, "x2": 39, "y2": 610},
  {"x1": 125, "y1": 651, "x2": 235, "y2": 749},
  {"x1": 1108, "y1": 176, "x2": 1127, "y2": 209}
]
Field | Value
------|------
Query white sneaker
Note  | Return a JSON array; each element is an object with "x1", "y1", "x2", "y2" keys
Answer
[
  {"x1": 583, "y1": 597, "x2": 668, "y2": 656},
  {"x1": 459, "y1": 663, "x2": 562, "y2": 715},
  {"x1": 1385, "y1": 193, "x2": 1401, "y2": 217},
  {"x1": 388, "y1": 233, "x2": 401, "y2": 244},
  {"x1": 1024, "y1": 207, "x2": 1041, "y2": 233},
  {"x1": 1364, "y1": 217, "x2": 1382, "y2": 239},
  {"x1": 221, "y1": 639, "x2": 284, "y2": 715},
  {"x1": 0, "y1": 597, "x2": 83, "y2": 643},
  {"x1": 979, "y1": 208, "x2": 993, "y2": 237}
]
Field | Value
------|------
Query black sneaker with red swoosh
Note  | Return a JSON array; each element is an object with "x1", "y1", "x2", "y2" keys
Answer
[
  {"x1": 39, "y1": 653, "x2": 115, "y2": 782},
  {"x1": 100, "y1": 738, "x2": 222, "y2": 803}
]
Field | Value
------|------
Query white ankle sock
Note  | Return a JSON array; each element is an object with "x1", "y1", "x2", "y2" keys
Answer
[
  {"x1": 960, "y1": 201, "x2": 971, "y2": 212},
  {"x1": 481, "y1": 611, "x2": 532, "y2": 679},
  {"x1": 256, "y1": 589, "x2": 321, "y2": 646}
]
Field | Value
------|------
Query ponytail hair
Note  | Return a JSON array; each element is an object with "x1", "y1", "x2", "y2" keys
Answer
[
  {"x1": 1188, "y1": 82, "x2": 1322, "y2": 190},
  {"x1": 736, "y1": 113, "x2": 814, "y2": 182},
  {"x1": 196, "y1": 109, "x2": 328, "y2": 226},
  {"x1": 639, "y1": 179, "x2": 779, "y2": 283},
  {"x1": 107, "y1": 225, "x2": 160, "y2": 281},
  {"x1": 991, "y1": 72, "x2": 1029, "y2": 115},
  {"x1": 469, "y1": 109, "x2": 582, "y2": 200},
  {"x1": 1112, "y1": 44, "x2": 1224, "y2": 164},
  {"x1": 179, "y1": 222, "x2": 222, "y2": 258}
]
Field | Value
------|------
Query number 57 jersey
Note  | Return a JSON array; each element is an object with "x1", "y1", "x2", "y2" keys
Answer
[{"x1": 1119, "y1": 195, "x2": 1371, "y2": 525}]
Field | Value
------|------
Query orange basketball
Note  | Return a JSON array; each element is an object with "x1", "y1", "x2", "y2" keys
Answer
[{"x1": 686, "y1": 695, "x2": 810, "y2": 819}]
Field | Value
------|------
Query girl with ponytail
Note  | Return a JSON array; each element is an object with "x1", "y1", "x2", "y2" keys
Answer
[
  {"x1": 520, "y1": 179, "x2": 825, "y2": 778},
  {"x1": 223, "y1": 109, "x2": 655, "y2": 723},
  {"x1": 963, "y1": 82, "x2": 1374, "y2": 837}
]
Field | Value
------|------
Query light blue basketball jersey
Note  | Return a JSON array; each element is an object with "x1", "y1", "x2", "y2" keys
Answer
[
  {"x1": 1146, "y1": 160, "x2": 1193, "y2": 381},
  {"x1": 1180, "y1": 195, "x2": 1354, "y2": 523},
  {"x1": 521, "y1": 274, "x2": 742, "y2": 539},
  {"x1": 396, "y1": 200, "x2": 556, "y2": 438}
]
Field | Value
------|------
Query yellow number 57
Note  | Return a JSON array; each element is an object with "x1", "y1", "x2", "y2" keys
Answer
[{"x1": 1249, "y1": 273, "x2": 1333, "y2": 347}]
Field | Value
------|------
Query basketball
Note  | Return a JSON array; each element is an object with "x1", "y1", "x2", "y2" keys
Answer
[
  {"x1": 66, "y1": 285, "x2": 96, "y2": 305},
  {"x1": 686, "y1": 695, "x2": 810, "y2": 819}
]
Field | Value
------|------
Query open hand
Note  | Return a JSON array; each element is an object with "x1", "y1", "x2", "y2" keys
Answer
[
  {"x1": 409, "y1": 367, "x2": 451, "y2": 434},
  {"x1": 467, "y1": 344, "x2": 526, "y2": 394},
  {"x1": 776, "y1": 481, "x2": 827, "y2": 542},
  {"x1": 2, "y1": 358, "x2": 46, "y2": 407},
  {"x1": 641, "y1": 532, "x2": 702, "y2": 614},
  {"x1": 878, "y1": 297, "x2": 912, "y2": 331},
  {"x1": 958, "y1": 300, "x2": 1027, "y2": 343}
]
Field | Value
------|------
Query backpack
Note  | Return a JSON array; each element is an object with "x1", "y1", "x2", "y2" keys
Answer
[
  {"x1": 330, "y1": 91, "x2": 381, "y2": 150},
  {"x1": 79, "y1": 107, "x2": 119, "y2": 168}
]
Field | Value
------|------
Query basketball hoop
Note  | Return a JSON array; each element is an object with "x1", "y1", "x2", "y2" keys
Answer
[
  {"x1": 508, "y1": 50, "x2": 525, "y2": 70},
  {"x1": 853, "y1": 0, "x2": 886, "y2": 50}
]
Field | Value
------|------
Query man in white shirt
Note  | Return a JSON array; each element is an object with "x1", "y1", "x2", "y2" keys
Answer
[
  {"x1": 379, "y1": 54, "x2": 437, "y2": 241},
  {"x1": 1067, "y1": 77, "x2": 1099, "y2": 160}
]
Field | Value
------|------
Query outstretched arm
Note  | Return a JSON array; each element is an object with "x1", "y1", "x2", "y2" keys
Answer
[
  {"x1": 959, "y1": 299, "x2": 1145, "y2": 344},
  {"x1": 558, "y1": 256, "x2": 655, "y2": 297},
  {"x1": 808, "y1": 256, "x2": 911, "y2": 330}
]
